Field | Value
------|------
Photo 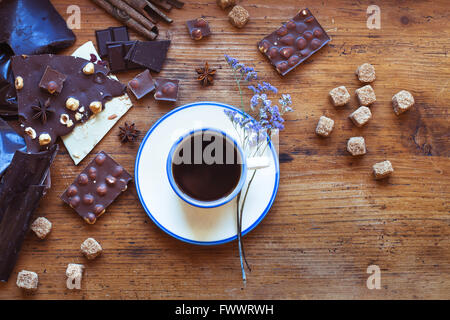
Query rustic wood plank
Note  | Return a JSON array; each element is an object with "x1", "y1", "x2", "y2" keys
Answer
[{"x1": 0, "y1": 0, "x2": 448, "y2": 299}]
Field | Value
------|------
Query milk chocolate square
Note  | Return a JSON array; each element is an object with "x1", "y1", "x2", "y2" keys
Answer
[
  {"x1": 38, "y1": 66, "x2": 66, "y2": 94},
  {"x1": 186, "y1": 18, "x2": 211, "y2": 40},
  {"x1": 154, "y1": 78, "x2": 179, "y2": 102},
  {"x1": 128, "y1": 69, "x2": 155, "y2": 99}
]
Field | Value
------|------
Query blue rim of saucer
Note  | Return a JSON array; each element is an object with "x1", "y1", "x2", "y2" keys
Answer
[
  {"x1": 166, "y1": 128, "x2": 248, "y2": 209},
  {"x1": 134, "y1": 101, "x2": 280, "y2": 246}
]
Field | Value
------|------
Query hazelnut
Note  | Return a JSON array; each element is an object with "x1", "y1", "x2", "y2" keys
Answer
[
  {"x1": 83, "y1": 62, "x2": 95, "y2": 75},
  {"x1": 89, "y1": 101, "x2": 102, "y2": 114},
  {"x1": 47, "y1": 81, "x2": 58, "y2": 94},
  {"x1": 60, "y1": 114, "x2": 70, "y2": 125},
  {"x1": 191, "y1": 29, "x2": 203, "y2": 40},
  {"x1": 38, "y1": 133, "x2": 52, "y2": 146},
  {"x1": 79, "y1": 106, "x2": 85, "y2": 113},
  {"x1": 75, "y1": 112, "x2": 83, "y2": 121},
  {"x1": 24, "y1": 127, "x2": 36, "y2": 139},
  {"x1": 67, "y1": 119, "x2": 74, "y2": 127},
  {"x1": 15, "y1": 76, "x2": 24, "y2": 90},
  {"x1": 66, "y1": 97, "x2": 79, "y2": 111}
]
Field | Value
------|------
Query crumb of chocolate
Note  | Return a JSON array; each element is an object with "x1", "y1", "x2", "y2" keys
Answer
[
  {"x1": 30, "y1": 217, "x2": 52, "y2": 239},
  {"x1": 329, "y1": 86, "x2": 350, "y2": 107},
  {"x1": 355, "y1": 85, "x2": 376, "y2": 106},
  {"x1": 373, "y1": 160, "x2": 394, "y2": 179},
  {"x1": 356, "y1": 63, "x2": 376, "y2": 83},
  {"x1": 392, "y1": 90, "x2": 414, "y2": 115},
  {"x1": 315, "y1": 116, "x2": 334, "y2": 137},
  {"x1": 229, "y1": 5, "x2": 250, "y2": 28},
  {"x1": 16, "y1": 270, "x2": 38, "y2": 291},
  {"x1": 347, "y1": 137, "x2": 366, "y2": 156},
  {"x1": 81, "y1": 238, "x2": 102, "y2": 260},
  {"x1": 349, "y1": 106, "x2": 372, "y2": 127}
]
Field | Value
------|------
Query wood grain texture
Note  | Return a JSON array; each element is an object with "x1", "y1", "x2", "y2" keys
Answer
[{"x1": 0, "y1": 0, "x2": 449, "y2": 299}]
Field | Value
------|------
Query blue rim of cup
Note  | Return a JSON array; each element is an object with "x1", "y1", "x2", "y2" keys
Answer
[
  {"x1": 134, "y1": 101, "x2": 280, "y2": 246},
  {"x1": 166, "y1": 128, "x2": 248, "y2": 209}
]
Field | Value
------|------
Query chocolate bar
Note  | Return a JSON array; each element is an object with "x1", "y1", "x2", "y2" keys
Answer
[
  {"x1": 128, "y1": 69, "x2": 155, "y2": 99},
  {"x1": 125, "y1": 40, "x2": 170, "y2": 73},
  {"x1": 154, "y1": 78, "x2": 179, "y2": 102},
  {"x1": 257, "y1": 8, "x2": 330, "y2": 76},
  {"x1": 186, "y1": 18, "x2": 211, "y2": 40},
  {"x1": 0, "y1": 145, "x2": 58, "y2": 281},
  {"x1": 0, "y1": 117, "x2": 26, "y2": 175},
  {"x1": 11, "y1": 54, "x2": 126, "y2": 152},
  {"x1": 38, "y1": 66, "x2": 67, "y2": 95},
  {"x1": 95, "y1": 26, "x2": 129, "y2": 57},
  {"x1": 60, "y1": 151, "x2": 132, "y2": 224},
  {"x1": 106, "y1": 41, "x2": 141, "y2": 72}
]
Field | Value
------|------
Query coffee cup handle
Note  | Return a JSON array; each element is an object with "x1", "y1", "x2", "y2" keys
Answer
[{"x1": 246, "y1": 157, "x2": 270, "y2": 170}]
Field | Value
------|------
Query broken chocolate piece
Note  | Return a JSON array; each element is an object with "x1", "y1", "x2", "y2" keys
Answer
[
  {"x1": 257, "y1": 8, "x2": 330, "y2": 76},
  {"x1": 0, "y1": 145, "x2": 58, "y2": 281},
  {"x1": 154, "y1": 78, "x2": 179, "y2": 102},
  {"x1": 38, "y1": 66, "x2": 67, "y2": 94},
  {"x1": 125, "y1": 40, "x2": 171, "y2": 73},
  {"x1": 0, "y1": 117, "x2": 26, "y2": 175},
  {"x1": 11, "y1": 54, "x2": 126, "y2": 152},
  {"x1": 95, "y1": 26, "x2": 130, "y2": 57},
  {"x1": 186, "y1": 18, "x2": 211, "y2": 40},
  {"x1": 60, "y1": 151, "x2": 132, "y2": 224},
  {"x1": 106, "y1": 41, "x2": 141, "y2": 72},
  {"x1": 127, "y1": 69, "x2": 155, "y2": 99}
]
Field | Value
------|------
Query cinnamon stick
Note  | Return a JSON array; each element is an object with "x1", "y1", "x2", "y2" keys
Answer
[
  {"x1": 166, "y1": 0, "x2": 184, "y2": 9},
  {"x1": 149, "y1": 0, "x2": 172, "y2": 12},
  {"x1": 90, "y1": 0, "x2": 158, "y2": 39},
  {"x1": 108, "y1": 0, "x2": 158, "y2": 32},
  {"x1": 124, "y1": 0, "x2": 173, "y2": 24}
]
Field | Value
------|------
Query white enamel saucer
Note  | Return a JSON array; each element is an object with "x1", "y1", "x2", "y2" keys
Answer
[{"x1": 135, "y1": 102, "x2": 280, "y2": 245}]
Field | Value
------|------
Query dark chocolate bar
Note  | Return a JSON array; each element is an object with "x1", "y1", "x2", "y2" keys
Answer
[
  {"x1": 128, "y1": 69, "x2": 155, "y2": 99},
  {"x1": 125, "y1": 40, "x2": 171, "y2": 73},
  {"x1": 0, "y1": 145, "x2": 58, "y2": 281},
  {"x1": 154, "y1": 78, "x2": 179, "y2": 102},
  {"x1": 106, "y1": 41, "x2": 141, "y2": 72},
  {"x1": 11, "y1": 54, "x2": 126, "y2": 152},
  {"x1": 95, "y1": 26, "x2": 130, "y2": 57},
  {"x1": 60, "y1": 151, "x2": 132, "y2": 224},
  {"x1": 186, "y1": 18, "x2": 211, "y2": 40},
  {"x1": 0, "y1": 117, "x2": 26, "y2": 175},
  {"x1": 257, "y1": 8, "x2": 330, "y2": 76}
]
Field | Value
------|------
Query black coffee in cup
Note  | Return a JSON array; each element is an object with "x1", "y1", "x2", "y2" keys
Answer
[{"x1": 171, "y1": 131, "x2": 242, "y2": 202}]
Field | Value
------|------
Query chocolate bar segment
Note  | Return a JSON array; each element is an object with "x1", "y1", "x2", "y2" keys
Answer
[
  {"x1": 0, "y1": 118, "x2": 26, "y2": 175},
  {"x1": 125, "y1": 40, "x2": 171, "y2": 73},
  {"x1": 154, "y1": 78, "x2": 179, "y2": 102},
  {"x1": 186, "y1": 18, "x2": 211, "y2": 40},
  {"x1": 257, "y1": 8, "x2": 330, "y2": 76},
  {"x1": 95, "y1": 26, "x2": 129, "y2": 57},
  {"x1": 106, "y1": 41, "x2": 141, "y2": 72},
  {"x1": 60, "y1": 151, "x2": 132, "y2": 224},
  {"x1": 128, "y1": 69, "x2": 155, "y2": 99}
]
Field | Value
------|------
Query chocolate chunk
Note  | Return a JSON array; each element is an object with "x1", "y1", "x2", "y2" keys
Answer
[
  {"x1": 257, "y1": 8, "x2": 330, "y2": 76},
  {"x1": 186, "y1": 18, "x2": 211, "y2": 40},
  {"x1": 95, "y1": 26, "x2": 129, "y2": 57},
  {"x1": 60, "y1": 151, "x2": 132, "y2": 224},
  {"x1": 106, "y1": 41, "x2": 141, "y2": 72},
  {"x1": 125, "y1": 40, "x2": 171, "y2": 73},
  {"x1": 127, "y1": 69, "x2": 155, "y2": 99},
  {"x1": 11, "y1": 54, "x2": 126, "y2": 152},
  {"x1": 0, "y1": 145, "x2": 58, "y2": 281},
  {"x1": 154, "y1": 78, "x2": 179, "y2": 102},
  {"x1": 38, "y1": 66, "x2": 67, "y2": 94},
  {"x1": 0, "y1": 118, "x2": 26, "y2": 175}
]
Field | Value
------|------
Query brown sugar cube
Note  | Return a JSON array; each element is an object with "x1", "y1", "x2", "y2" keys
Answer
[
  {"x1": 329, "y1": 86, "x2": 350, "y2": 107},
  {"x1": 16, "y1": 270, "x2": 38, "y2": 292},
  {"x1": 228, "y1": 5, "x2": 250, "y2": 28},
  {"x1": 355, "y1": 85, "x2": 376, "y2": 106},
  {"x1": 217, "y1": 0, "x2": 236, "y2": 9},
  {"x1": 66, "y1": 263, "x2": 84, "y2": 290},
  {"x1": 30, "y1": 217, "x2": 52, "y2": 239},
  {"x1": 349, "y1": 106, "x2": 372, "y2": 127},
  {"x1": 373, "y1": 160, "x2": 394, "y2": 179},
  {"x1": 347, "y1": 137, "x2": 366, "y2": 156},
  {"x1": 315, "y1": 116, "x2": 335, "y2": 137},
  {"x1": 81, "y1": 238, "x2": 103, "y2": 260},
  {"x1": 392, "y1": 90, "x2": 414, "y2": 115},
  {"x1": 356, "y1": 63, "x2": 376, "y2": 83}
]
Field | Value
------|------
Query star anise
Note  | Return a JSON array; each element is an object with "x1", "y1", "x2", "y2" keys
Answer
[
  {"x1": 119, "y1": 122, "x2": 140, "y2": 143},
  {"x1": 31, "y1": 98, "x2": 54, "y2": 124},
  {"x1": 196, "y1": 61, "x2": 216, "y2": 86}
]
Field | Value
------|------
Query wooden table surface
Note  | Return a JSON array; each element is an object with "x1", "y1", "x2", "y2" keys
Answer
[{"x1": 0, "y1": 0, "x2": 449, "y2": 300}]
